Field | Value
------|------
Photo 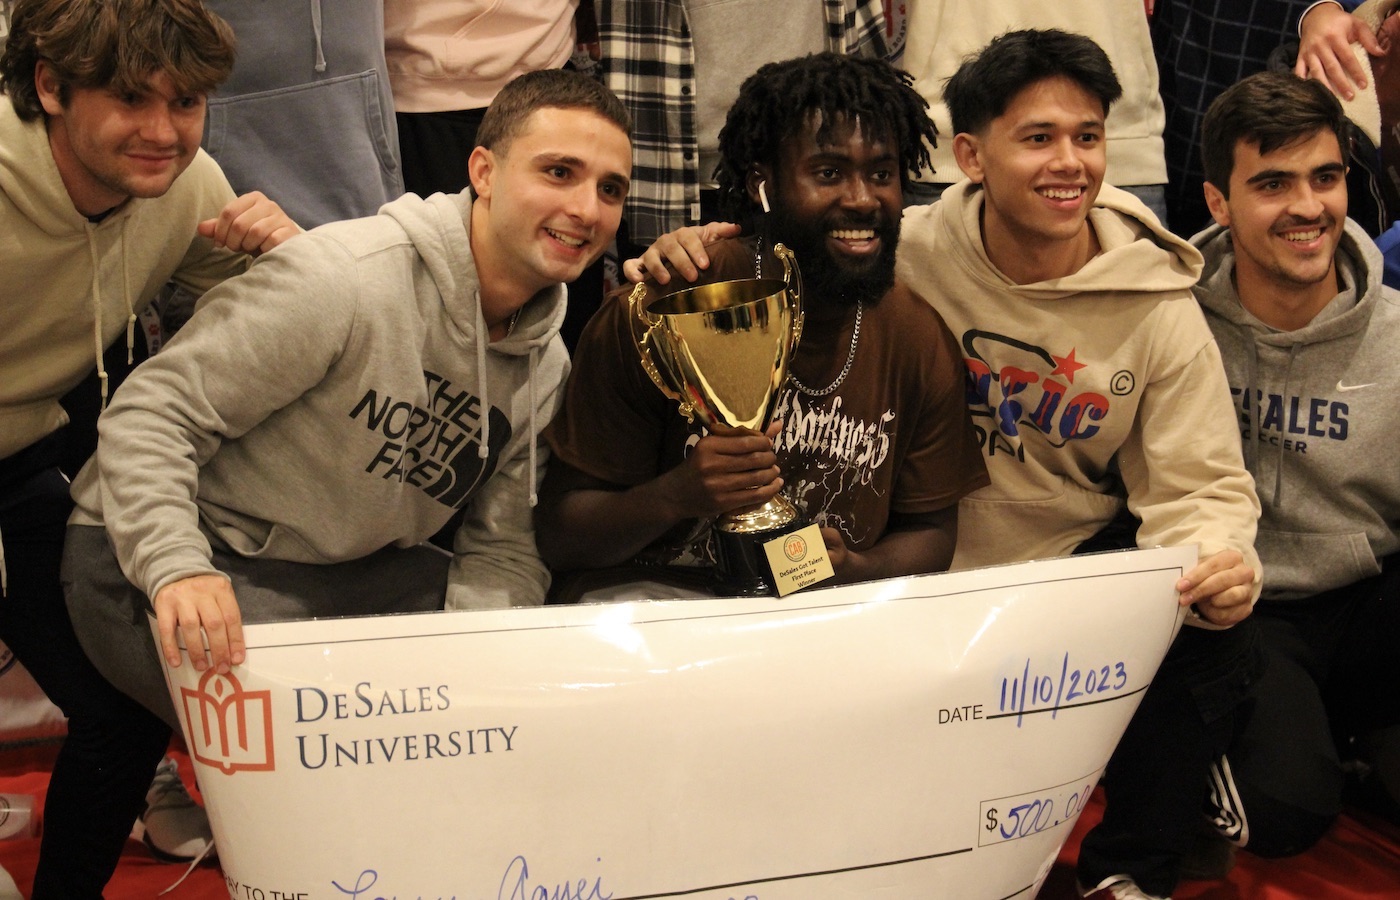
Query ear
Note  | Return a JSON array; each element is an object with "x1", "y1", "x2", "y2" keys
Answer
[
  {"x1": 951, "y1": 133, "x2": 985, "y2": 184},
  {"x1": 467, "y1": 146, "x2": 496, "y2": 203},
  {"x1": 745, "y1": 165, "x2": 774, "y2": 207},
  {"x1": 34, "y1": 60, "x2": 64, "y2": 116},
  {"x1": 1203, "y1": 181, "x2": 1231, "y2": 228}
]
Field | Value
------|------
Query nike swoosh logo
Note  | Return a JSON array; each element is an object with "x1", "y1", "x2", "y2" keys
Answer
[{"x1": 1336, "y1": 381, "x2": 1378, "y2": 392}]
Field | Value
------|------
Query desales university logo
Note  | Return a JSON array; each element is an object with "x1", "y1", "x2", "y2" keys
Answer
[
  {"x1": 962, "y1": 330, "x2": 1133, "y2": 452},
  {"x1": 182, "y1": 669, "x2": 275, "y2": 775}
]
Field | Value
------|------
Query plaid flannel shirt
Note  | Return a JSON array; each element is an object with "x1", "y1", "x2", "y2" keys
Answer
[{"x1": 595, "y1": 0, "x2": 887, "y2": 244}]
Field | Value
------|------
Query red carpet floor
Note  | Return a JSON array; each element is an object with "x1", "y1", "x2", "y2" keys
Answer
[{"x1": 0, "y1": 741, "x2": 1395, "y2": 898}]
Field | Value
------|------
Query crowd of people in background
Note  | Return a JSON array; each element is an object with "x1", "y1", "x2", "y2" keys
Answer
[{"x1": 1, "y1": 2, "x2": 1398, "y2": 900}]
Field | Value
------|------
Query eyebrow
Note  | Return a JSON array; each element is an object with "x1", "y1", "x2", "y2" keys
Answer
[
  {"x1": 1015, "y1": 119, "x2": 1104, "y2": 132},
  {"x1": 1244, "y1": 161, "x2": 1345, "y2": 186},
  {"x1": 807, "y1": 149, "x2": 898, "y2": 164},
  {"x1": 532, "y1": 152, "x2": 631, "y2": 192}
]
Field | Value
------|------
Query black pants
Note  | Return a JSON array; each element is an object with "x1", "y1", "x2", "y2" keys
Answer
[
  {"x1": 0, "y1": 439, "x2": 171, "y2": 899},
  {"x1": 1077, "y1": 619, "x2": 1264, "y2": 896},
  {"x1": 1216, "y1": 560, "x2": 1400, "y2": 857}
]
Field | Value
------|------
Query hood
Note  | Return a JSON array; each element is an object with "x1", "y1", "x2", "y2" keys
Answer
[
  {"x1": 0, "y1": 98, "x2": 126, "y2": 236},
  {"x1": 379, "y1": 190, "x2": 568, "y2": 353},
  {"x1": 1193, "y1": 217, "x2": 1383, "y2": 506},
  {"x1": 936, "y1": 180, "x2": 1203, "y2": 299},
  {"x1": 379, "y1": 189, "x2": 567, "y2": 504},
  {"x1": 1193, "y1": 217, "x2": 1381, "y2": 347}
]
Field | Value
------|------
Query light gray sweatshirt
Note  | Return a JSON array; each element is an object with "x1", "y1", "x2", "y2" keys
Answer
[
  {"x1": 71, "y1": 190, "x2": 567, "y2": 610},
  {"x1": 1195, "y1": 219, "x2": 1400, "y2": 599}
]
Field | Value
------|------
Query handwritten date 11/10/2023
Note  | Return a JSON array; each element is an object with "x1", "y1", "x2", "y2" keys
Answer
[{"x1": 996, "y1": 652, "x2": 1130, "y2": 726}]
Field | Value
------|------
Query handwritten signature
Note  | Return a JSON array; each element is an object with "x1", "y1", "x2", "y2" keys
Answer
[
  {"x1": 328, "y1": 857, "x2": 615, "y2": 900},
  {"x1": 498, "y1": 855, "x2": 612, "y2": 900}
]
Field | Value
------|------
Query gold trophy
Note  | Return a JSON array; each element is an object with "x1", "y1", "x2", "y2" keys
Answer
[{"x1": 629, "y1": 243, "x2": 807, "y2": 596}]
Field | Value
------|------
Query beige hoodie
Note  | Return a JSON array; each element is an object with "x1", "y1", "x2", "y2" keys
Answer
[{"x1": 896, "y1": 182, "x2": 1261, "y2": 599}]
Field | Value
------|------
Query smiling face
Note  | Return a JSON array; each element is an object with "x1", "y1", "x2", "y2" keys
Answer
[
  {"x1": 1204, "y1": 128, "x2": 1346, "y2": 326},
  {"x1": 756, "y1": 114, "x2": 903, "y2": 311},
  {"x1": 952, "y1": 75, "x2": 1107, "y2": 283},
  {"x1": 36, "y1": 62, "x2": 206, "y2": 216},
  {"x1": 469, "y1": 106, "x2": 631, "y2": 301}
]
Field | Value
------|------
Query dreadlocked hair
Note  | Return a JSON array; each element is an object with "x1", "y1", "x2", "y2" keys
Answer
[{"x1": 714, "y1": 52, "x2": 936, "y2": 225}]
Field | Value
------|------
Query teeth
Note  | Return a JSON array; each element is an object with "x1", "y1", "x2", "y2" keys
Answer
[
  {"x1": 1283, "y1": 229, "x2": 1321, "y2": 242},
  {"x1": 830, "y1": 229, "x2": 876, "y2": 240},
  {"x1": 1040, "y1": 188, "x2": 1082, "y2": 200},
  {"x1": 546, "y1": 228, "x2": 585, "y2": 248}
]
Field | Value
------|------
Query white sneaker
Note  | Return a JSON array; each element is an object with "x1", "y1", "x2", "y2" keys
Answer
[
  {"x1": 0, "y1": 861, "x2": 21, "y2": 900},
  {"x1": 1079, "y1": 875, "x2": 1171, "y2": 900},
  {"x1": 134, "y1": 756, "x2": 215, "y2": 863}
]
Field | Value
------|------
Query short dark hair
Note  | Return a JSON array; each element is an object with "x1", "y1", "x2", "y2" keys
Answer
[
  {"x1": 945, "y1": 29, "x2": 1122, "y2": 137},
  {"x1": 475, "y1": 68, "x2": 631, "y2": 157},
  {"x1": 1200, "y1": 71, "x2": 1350, "y2": 196},
  {"x1": 0, "y1": 0, "x2": 236, "y2": 122},
  {"x1": 714, "y1": 52, "x2": 937, "y2": 222}
]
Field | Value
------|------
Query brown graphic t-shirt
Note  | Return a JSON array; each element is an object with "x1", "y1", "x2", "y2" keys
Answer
[{"x1": 544, "y1": 237, "x2": 988, "y2": 585}]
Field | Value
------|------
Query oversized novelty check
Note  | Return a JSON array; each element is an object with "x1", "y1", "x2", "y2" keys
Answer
[{"x1": 157, "y1": 545, "x2": 1194, "y2": 900}]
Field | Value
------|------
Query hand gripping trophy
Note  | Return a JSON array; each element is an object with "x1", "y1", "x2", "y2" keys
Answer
[{"x1": 628, "y1": 244, "x2": 816, "y2": 597}]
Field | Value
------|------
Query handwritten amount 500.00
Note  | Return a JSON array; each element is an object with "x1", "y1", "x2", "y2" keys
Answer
[{"x1": 978, "y1": 778, "x2": 1097, "y2": 847}]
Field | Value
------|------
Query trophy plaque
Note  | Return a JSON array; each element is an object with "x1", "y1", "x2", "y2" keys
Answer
[{"x1": 629, "y1": 243, "x2": 825, "y2": 597}]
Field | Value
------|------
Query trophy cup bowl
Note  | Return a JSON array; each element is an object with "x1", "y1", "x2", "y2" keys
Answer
[{"x1": 629, "y1": 243, "x2": 806, "y2": 596}]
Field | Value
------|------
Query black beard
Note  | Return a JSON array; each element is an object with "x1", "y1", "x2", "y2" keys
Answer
[{"x1": 763, "y1": 203, "x2": 899, "y2": 309}]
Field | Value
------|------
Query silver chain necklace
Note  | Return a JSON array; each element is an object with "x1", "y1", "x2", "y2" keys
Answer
[
  {"x1": 788, "y1": 302, "x2": 862, "y2": 397},
  {"x1": 754, "y1": 236, "x2": 863, "y2": 398}
]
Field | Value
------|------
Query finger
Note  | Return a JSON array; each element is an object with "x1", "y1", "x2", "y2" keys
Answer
[
  {"x1": 721, "y1": 477, "x2": 784, "y2": 511},
  {"x1": 220, "y1": 598, "x2": 247, "y2": 668},
  {"x1": 638, "y1": 248, "x2": 672, "y2": 285},
  {"x1": 700, "y1": 221, "x2": 742, "y2": 243},
  {"x1": 1321, "y1": 50, "x2": 1357, "y2": 98},
  {"x1": 225, "y1": 615, "x2": 247, "y2": 671},
  {"x1": 196, "y1": 218, "x2": 218, "y2": 241},
  {"x1": 1178, "y1": 566, "x2": 1252, "y2": 607},
  {"x1": 1335, "y1": 38, "x2": 1369, "y2": 90},
  {"x1": 622, "y1": 257, "x2": 647, "y2": 284},
  {"x1": 155, "y1": 603, "x2": 184, "y2": 669},
  {"x1": 1358, "y1": 25, "x2": 1385, "y2": 58},
  {"x1": 179, "y1": 609, "x2": 210, "y2": 672},
  {"x1": 201, "y1": 604, "x2": 231, "y2": 673},
  {"x1": 675, "y1": 230, "x2": 712, "y2": 272}
]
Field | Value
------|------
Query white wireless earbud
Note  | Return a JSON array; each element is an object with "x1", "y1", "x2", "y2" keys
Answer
[{"x1": 758, "y1": 180, "x2": 771, "y2": 213}]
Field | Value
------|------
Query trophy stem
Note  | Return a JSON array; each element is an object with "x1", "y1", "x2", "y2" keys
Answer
[{"x1": 712, "y1": 495, "x2": 810, "y2": 597}]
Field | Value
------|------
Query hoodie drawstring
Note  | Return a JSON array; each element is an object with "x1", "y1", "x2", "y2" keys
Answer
[
  {"x1": 1273, "y1": 345, "x2": 1300, "y2": 505},
  {"x1": 87, "y1": 231, "x2": 109, "y2": 409},
  {"x1": 1, "y1": 523, "x2": 8, "y2": 598},
  {"x1": 527, "y1": 346, "x2": 539, "y2": 509},
  {"x1": 86, "y1": 222, "x2": 137, "y2": 411},
  {"x1": 474, "y1": 295, "x2": 491, "y2": 461},
  {"x1": 310, "y1": 0, "x2": 327, "y2": 72},
  {"x1": 122, "y1": 232, "x2": 136, "y2": 365}
]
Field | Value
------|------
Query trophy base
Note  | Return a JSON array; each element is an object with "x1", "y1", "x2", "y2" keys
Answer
[{"x1": 712, "y1": 496, "x2": 810, "y2": 597}]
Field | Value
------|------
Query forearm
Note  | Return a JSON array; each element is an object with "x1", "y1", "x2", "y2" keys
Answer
[
  {"x1": 536, "y1": 473, "x2": 692, "y2": 571},
  {"x1": 834, "y1": 508, "x2": 958, "y2": 584}
]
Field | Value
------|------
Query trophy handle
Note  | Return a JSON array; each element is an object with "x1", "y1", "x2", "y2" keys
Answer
[
  {"x1": 627, "y1": 281, "x2": 699, "y2": 422},
  {"x1": 772, "y1": 242, "x2": 804, "y2": 353}
]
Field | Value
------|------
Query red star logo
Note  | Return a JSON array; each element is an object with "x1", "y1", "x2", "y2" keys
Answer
[{"x1": 1050, "y1": 348, "x2": 1087, "y2": 383}]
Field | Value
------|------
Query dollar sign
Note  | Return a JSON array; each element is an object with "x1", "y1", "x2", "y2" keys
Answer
[{"x1": 985, "y1": 808, "x2": 998, "y2": 831}]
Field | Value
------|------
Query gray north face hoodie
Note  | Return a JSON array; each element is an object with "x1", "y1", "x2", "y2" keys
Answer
[
  {"x1": 71, "y1": 190, "x2": 568, "y2": 610},
  {"x1": 1195, "y1": 219, "x2": 1400, "y2": 599}
]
